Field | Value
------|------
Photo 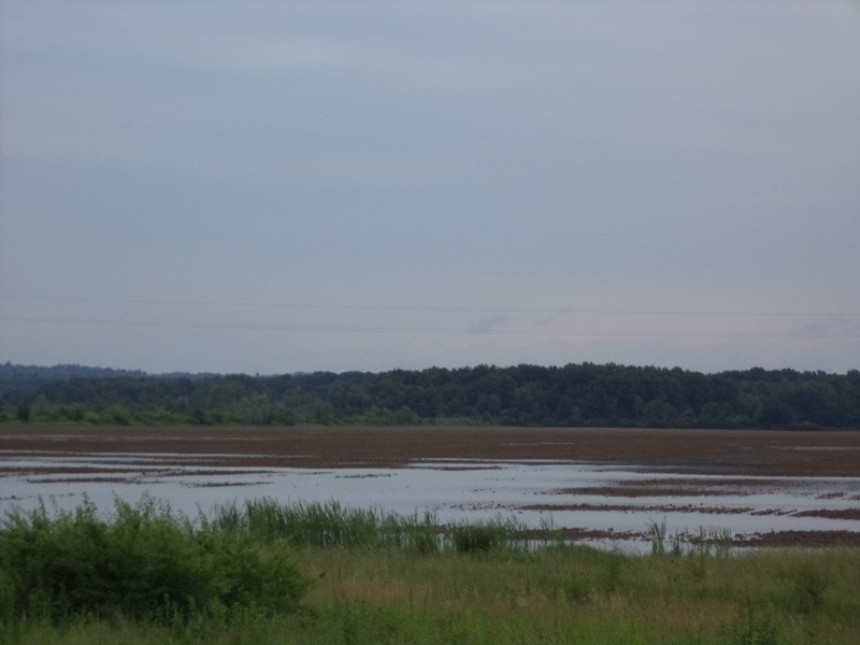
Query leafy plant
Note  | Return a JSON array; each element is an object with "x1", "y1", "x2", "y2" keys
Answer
[{"x1": 0, "y1": 496, "x2": 308, "y2": 623}]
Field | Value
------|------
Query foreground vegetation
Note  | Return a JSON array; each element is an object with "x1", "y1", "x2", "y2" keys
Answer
[
  {"x1": 3, "y1": 498, "x2": 860, "y2": 644},
  {"x1": 3, "y1": 361, "x2": 859, "y2": 428}
]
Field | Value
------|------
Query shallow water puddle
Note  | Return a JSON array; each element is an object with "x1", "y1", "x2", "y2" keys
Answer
[{"x1": 2, "y1": 453, "x2": 860, "y2": 551}]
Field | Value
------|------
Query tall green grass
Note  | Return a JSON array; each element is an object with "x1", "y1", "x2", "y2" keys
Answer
[
  {"x1": 206, "y1": 498, "x2": 440, "y2": 551},
  {"x1": 4, "y1": 496, "x2": 860, "y2": 644},
  {"x1": 205, "y1": 498, "x2": 533, "y2": 554}
]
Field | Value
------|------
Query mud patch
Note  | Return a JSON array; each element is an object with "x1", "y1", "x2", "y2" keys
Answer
[
  {"x1": 792, "y1": 508, "x2": 860, "y2": 520},
  {"x1": 736, "y1": 530, "x2": 860, "y2": 548},
  {"x1": 521, "y1": 502, "x2": 756, "y2": 515},
  {"x1": 553, "y1": 486, "x2": 751, "y2": 498}
]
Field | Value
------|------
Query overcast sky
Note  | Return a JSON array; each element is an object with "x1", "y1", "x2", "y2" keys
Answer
[{"x1": 2, "y1": 1, "x2": 859, "y2": 375}]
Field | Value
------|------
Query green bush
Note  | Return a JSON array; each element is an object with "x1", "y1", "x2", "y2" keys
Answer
[{"x1": 0, "y1": 497, "x2": 308, "y2": 623}]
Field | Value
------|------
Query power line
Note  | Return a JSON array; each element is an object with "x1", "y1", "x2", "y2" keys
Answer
[
  {"x1": 1, "y1": 295, "x2": 857, "y2": 319},
  {"x1": 2, "y1": 315, "x2": 858, "y2": 340}
]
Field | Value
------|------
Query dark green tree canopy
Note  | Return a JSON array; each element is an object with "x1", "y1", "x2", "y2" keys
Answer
[{"x1": 1, "y1": 362, "x2": 858, "y2": 429}]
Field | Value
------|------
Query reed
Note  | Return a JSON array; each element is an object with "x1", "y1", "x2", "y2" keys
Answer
[
  {"x1": 206, "y1": 498, "x2": 440, "y2": 551},
  {"x1": 446, "y1": 515, "x2": 530, "y2": 553}
]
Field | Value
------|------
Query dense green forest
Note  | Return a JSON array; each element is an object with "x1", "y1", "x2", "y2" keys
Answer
[{"x1": 1, "y1": 362, "x2": 858, "y2": 429}]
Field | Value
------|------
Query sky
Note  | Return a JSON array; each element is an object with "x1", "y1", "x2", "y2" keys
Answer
[{"x1": 1, "y1": 1, "x2": 859, "y2": 375}]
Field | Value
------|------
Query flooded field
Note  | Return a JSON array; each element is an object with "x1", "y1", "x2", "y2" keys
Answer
[{"x1": 3, "y1": 425, "x2": 860, "y2": 551}]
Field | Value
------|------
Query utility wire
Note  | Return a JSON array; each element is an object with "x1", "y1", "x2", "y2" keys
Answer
[
  {"x1": 1, "y1": 295, "x2": 857, "y2": 319},
  {"x1": 2, "y1": 315, "x2": 858, "y2": 340}
]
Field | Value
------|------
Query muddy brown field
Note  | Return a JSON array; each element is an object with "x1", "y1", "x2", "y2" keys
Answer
[{"x1": 3, "y1": 424, "x2": 860, "y2": 476}]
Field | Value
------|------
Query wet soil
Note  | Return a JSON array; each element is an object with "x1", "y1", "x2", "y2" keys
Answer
[
  {"x1": 735, "y1": 530, "x2": 860, "y2": 548},
  {"x1": 3, "y1": 425, "x2": 860, "y2": 476}
]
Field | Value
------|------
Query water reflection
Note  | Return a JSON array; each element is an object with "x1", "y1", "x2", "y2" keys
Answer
[{"x1": 2, "y1": 453, "x2": 859, "y2": 552}]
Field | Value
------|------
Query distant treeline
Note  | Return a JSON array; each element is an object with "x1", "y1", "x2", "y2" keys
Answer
[{"x1": 1, "y1": 362, "x2": 859, "y2": 429}]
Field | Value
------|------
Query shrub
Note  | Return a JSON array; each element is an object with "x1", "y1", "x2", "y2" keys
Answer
[{"x1": 0, "y1": 497, "x2": 308, "y2": 623}]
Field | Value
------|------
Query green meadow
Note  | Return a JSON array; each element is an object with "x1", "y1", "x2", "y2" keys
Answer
[{"x1": 2, "y1": 497, "x2": 859, "y2": 645}]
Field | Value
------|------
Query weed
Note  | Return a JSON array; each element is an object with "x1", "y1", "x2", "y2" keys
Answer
[
  {"x1": 647, "y1": 518, "x2": 667, "y2": 556},
  {"x1": 538, "y1": 515, "x2": 566, "y2": 548},
  {"x1": 792, "y1": 564, "x2": 828, "y2": 614},
  {"x1": 563, "y1": 575, "x2": 593, "y2": 604},
  {"x1": 725, "y1": 598, "x2": 782, "y2": 645},
  {"x1": 599, "y1": 551, "x2": 625, "y2": 593},
  {"x1": 447, "y1": 516, "x2": 527, "y2": 554}
]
